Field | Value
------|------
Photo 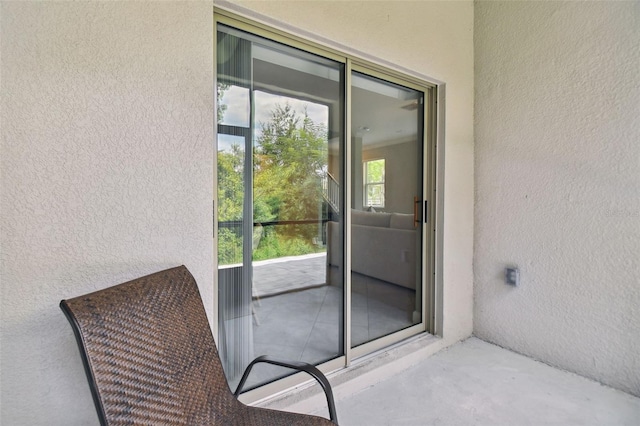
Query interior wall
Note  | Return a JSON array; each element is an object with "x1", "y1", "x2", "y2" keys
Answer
[
  {"x1": 474, "y1": 1, "x2": 640, "y2": 396},
  {"x1": 226, "y1": 0, "x2": 475, "y2": 347},
  {"x1": 363, "y1": 140, "x2": 418, "y2": 214},
  {"x1": 0, "y1": 2, "x2": 215, "y2": 424}
]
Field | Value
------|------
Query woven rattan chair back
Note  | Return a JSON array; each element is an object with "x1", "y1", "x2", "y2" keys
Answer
[{"x1": 61, "y1": 265, "x2": 334, "y2": 425}]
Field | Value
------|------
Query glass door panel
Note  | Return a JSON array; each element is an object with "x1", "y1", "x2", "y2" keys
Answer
[
  {"x1": 217, "y1": 25, "x2": 345, "y2": 390},
  {"x1": 350, "y1": 71, "x2": 424, "y2": 347}
]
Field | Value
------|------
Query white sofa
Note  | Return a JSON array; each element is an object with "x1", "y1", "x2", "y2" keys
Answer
[{"x1": 326, "y1": 210, "x2": 418, "y2": 290}]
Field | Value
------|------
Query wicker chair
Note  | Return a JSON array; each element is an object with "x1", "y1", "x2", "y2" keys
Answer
[{"x1": 60, "y1": 265, "x2": 338, "y2": 425}]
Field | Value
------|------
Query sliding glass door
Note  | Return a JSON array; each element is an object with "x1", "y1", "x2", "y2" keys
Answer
[
  {"x1": 350, "y1": 71, "x2": 425, "y2": 349},
  {"x1": 216, "y1": 25, "x2": 345, "y2": 389},
  {"x1": 215, "y1": 15, "x2": 434, "y2": 394}
]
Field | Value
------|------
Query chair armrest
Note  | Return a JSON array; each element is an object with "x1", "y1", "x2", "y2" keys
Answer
[{"x1": 234, "y1": 355, "x2": 338, "y2": 424}]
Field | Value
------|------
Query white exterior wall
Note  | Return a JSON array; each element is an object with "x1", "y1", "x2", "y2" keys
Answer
[
  {"x1": 1, "y1": 1, "x2": 474, "y2": 423},
  {"x1": 474, "y1": 2, "x2": 640, "y2": 397},
  {"x1": 1, "y1": 2, "x2": 215, "y2": 424}
]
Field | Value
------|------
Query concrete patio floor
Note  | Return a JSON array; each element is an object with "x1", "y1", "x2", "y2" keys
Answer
[
  {"x1": 314, "y1": 338, "x2": 640, "y2": 425},
  {"x1": 249, "y1": 255, "x2": 639, "y2": 424}
]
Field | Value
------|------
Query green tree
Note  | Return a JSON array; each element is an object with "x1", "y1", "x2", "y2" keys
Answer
[
  {"x1": 217, "y1": 143, "x2": 244, "y2": 222},
  {"x1": 255, "y1": 104, "x2": 327, "y2": 226},
  {"x1": 217, "y1": 102, "x2": 329, "y2": 264},
  {"x1": 253, "y1": 103, "x2": 328, "y2": 260},
  {"x1": 217, "y1": 143, "x2": 244, "y2": 265}
]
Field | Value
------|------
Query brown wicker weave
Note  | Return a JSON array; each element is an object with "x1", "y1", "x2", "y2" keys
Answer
[{"x1": 60, "y1": 265, "x2": 337, "y2": 425}]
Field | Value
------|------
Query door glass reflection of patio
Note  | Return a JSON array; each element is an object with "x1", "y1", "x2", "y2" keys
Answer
[
  {"x1": 252, "y1": 253, "x2": 327, "y2": 298},
  {"x1": 244, "y1": 252, "x2": 415, "y2": 390}
]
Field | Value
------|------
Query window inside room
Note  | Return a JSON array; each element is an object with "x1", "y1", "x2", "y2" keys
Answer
[{"x1": 364, "y1": 159, "x2": 385, "y2": 208}]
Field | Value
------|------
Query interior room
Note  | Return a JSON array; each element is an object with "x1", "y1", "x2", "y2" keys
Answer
[{"x1": 1, "y1": 1, "x2": 638, "y2": 424}]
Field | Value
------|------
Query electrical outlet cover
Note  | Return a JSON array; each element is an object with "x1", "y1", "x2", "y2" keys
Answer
[{"x1": 505, "y1": 267, "x2": 519, "y2": 286}]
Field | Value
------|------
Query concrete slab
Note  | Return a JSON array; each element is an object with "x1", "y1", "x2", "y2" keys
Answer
[{"x1": 326, "y1": 338, "x2": 640, "y2": 425}]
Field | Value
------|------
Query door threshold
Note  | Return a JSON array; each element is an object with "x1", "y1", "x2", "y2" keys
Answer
[{"x1": 253, "y1": 333, "x2": 443, "y2": 415}]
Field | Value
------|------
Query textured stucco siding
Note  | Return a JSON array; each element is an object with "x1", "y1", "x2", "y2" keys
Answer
[
  {"x1": 1, "y1": 2, "x2": 215, "y2": 424},
  {"x1": 474, "y1": 1, "x2": 640, "y2": 396}
]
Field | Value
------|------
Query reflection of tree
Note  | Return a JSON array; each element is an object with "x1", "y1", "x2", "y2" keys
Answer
[
  {"x1": 254, "y1": 104, "x2": 327, "y2": 260},
  {"x1": 217, "y1": 103, "x2": 328, "y2": 264},
  {"x1": 217, "y1": 83, "x2": 229, "y2": 123},
  {"x1": 255, "y1": 104, "x2": 327, "y2": 222},
  {"x1": 218, "y1": 144, "x2": 244, "y2": 220},
  {"x1": 217, "y1": 143, "x2": 244, "y2": 265}
]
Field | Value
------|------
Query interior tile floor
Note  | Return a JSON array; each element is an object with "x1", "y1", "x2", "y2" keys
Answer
[{"x1": 316, "y1": 337, "x2": 640, "y2": 426}]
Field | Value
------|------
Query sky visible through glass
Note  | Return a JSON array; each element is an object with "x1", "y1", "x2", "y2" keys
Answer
[{"x1": 218, "y1": 85, "x2": 329, "y2": 146}]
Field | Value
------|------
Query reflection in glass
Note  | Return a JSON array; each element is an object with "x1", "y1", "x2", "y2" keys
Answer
[
  {"x1": 218, "y1": 85, "x2": 250, "y2": 128},
  {"x1": 217, "y1": 134, "x2": 245, "y2": 266},
  {"x1": 350, "y1": 71, "x2": 424, "y2": 347},
  {"x1": 217, "y1": 25, "x2": 344, "y2": 390}
]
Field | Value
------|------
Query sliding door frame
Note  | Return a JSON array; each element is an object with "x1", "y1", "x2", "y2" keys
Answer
[{"x1": 214, "y1": 8, "x2": 441, "y2": 404}]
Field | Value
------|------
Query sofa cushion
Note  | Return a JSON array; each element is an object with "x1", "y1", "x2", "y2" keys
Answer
[
  {"x1": 389, "y1": 213, "x2": 415, "y2": 230},
  {"x1": 351, "y1": 210, "x2": 391, "y2": 227},
  {"x1": 350, "y1": 224, "x2": 416, "y2": 289}
]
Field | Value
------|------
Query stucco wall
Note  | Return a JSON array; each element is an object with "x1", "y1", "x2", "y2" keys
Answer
[
  {"x1": 0, "y1": 2, "x2": 215, "y2": 424},
  {"x1": 1, "y1": 1, "x2": 474, "y2": 423},
  {"x1": 474, "y1": 1, "x2": 640, "y2": 396}
]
